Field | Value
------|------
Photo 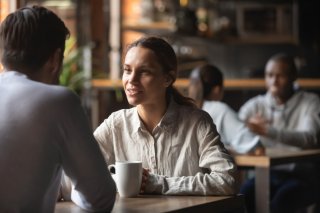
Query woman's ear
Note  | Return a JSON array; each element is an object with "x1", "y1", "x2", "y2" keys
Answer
[
  {"x1": 210, "y1": 85, "x2": 223, "y2": 101},
  {"x1": 164, "y1": 71, "x2": 175, "y2": 87},
  {"x1": 212, "y1": 85, "x2": 221, "y2": 95}
]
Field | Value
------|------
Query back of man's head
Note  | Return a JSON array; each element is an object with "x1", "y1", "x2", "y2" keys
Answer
[{"x1": 0, "y1": 5, "x2": 70, "y2": 73}]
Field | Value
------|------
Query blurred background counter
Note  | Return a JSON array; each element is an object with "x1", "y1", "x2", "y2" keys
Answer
[{"x1": 1, "y1": 0, "x2": 319, "y2": 128}]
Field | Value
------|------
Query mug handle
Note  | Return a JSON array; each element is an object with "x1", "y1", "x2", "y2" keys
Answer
[
  {"x1": 108, "y1": 164, "x2": 116, "y2": 175},
  {"x1": 107, "y1": 164, "x2": 118, "y2": 192}
]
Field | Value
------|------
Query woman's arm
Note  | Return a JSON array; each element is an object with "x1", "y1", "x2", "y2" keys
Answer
[{"x1": 144, "y1": 113, "x2": 237, "y2": 195}]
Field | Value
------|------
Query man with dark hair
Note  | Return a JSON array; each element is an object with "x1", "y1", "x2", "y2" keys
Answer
[
  {"x1": 0, "y1": 6, "x2": 116, "y2": 212},
  {"x1": 239, "y1": 53, "x2": 320, "y2": 213}
]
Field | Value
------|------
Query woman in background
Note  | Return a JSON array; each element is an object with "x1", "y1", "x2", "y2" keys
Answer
[
  {"x1": 188, "y1": 64, "x2": 259, "y2": 154},
  {"x1": 94, "y1": 36, "x2": 237, "y2": 195}
]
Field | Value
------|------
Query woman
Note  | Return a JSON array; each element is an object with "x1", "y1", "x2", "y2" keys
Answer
[
  {"x1": 94, "y1": 36, "x2": 237, "y2": 195},
  {"x1": 188, "y1": 64, "x2": 260, "y2": 154}
]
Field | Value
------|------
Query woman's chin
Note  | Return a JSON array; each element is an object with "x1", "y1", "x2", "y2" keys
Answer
[{"x1": 127, "y1": 98, "x2": 141, "y2": 106}]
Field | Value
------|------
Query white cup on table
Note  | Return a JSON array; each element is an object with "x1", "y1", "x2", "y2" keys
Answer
[{"x1": 108, "y1": 161, "x2": 142, "y2": 197}]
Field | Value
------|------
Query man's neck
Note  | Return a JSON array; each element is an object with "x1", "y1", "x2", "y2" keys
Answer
[{"x1": 275, "y1": 88, "x2": 295, "y2": 105}]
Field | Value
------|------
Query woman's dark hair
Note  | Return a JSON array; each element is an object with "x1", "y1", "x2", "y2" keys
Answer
[
  {"x1": 199, "y1": 64, "x2": 223, "y2": 99},
  {"x1": 125, "y1": 36, "x2": 195, "y2": 107},
  {"x1": 190, "y1": 64, "x2": 223, "y2": 100},
  {"x1": 0, "y1": 5, "x2": 70, "y2": 72}
]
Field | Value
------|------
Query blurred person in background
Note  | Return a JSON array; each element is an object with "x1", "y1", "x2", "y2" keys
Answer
[
  {"x1": 0, "y1": 5, "x2": 116, "y2": 212},
  {"x1": 94, "y1": 36, "x2": 237, "y2": 196},
  {"x1": 188, "y1": 64, "x2": 260, "y2": 154},
  {"x1": 239, "y1": 53, "x2": 320, "y2": 213}
]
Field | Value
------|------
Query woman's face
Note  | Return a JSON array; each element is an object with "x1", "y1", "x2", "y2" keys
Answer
[{"x1": 122, "y1": 46, "x2": 170, "y2": 107}]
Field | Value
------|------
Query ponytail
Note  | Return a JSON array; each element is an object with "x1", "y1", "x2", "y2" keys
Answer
[{"x1": 167, "y1": 85, "x2": 196, "y2": 108}]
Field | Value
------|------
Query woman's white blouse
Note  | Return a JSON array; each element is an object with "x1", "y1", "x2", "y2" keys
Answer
[{"x1": 94, "y1": 100, "x2": 237, "y2": 195}]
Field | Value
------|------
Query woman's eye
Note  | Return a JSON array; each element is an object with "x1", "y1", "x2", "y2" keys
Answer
[
  {"x1": 123, "y1": 68, "x2": 131, "y2": 73},
  {"x1": 141, "y1": 69, "x2": 151, "y2": 75}
]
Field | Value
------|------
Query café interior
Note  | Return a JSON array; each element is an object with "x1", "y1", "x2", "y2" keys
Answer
[
  {"x1": 1, "y1": 0, "x2": 320, "y2": 212},
  {"x1": 1, "y1": 0, "x2": 319, "y2": 126}
]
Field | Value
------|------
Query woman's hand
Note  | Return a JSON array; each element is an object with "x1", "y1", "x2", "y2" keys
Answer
[{"x1": 140, "y1": 168, "x2": 149, "y2": 194}]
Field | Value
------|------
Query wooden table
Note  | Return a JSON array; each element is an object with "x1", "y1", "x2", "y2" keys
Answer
[
  {"x1": 55, "y1": 194, "x2": 245, "y2": 213},
  {"x1": 234, "y1": 149, "x2": 320, "y2": 213}
]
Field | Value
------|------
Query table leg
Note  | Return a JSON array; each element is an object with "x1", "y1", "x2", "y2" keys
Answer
[{"x1": 255, "y1": 167, "x2": 270, "y2": 213}]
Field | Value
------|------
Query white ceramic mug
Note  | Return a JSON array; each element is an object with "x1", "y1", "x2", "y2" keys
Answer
[{"x1": 108, "y1": 161, "x2": 142, "y2": 197}]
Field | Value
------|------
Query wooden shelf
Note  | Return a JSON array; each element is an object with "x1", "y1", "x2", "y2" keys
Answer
[
  {"x1": 223, "y1": 36, "x2": 298, "y2": 45},
  {"x1": 91, "y1": 78, "x2": 320, "y2": 90},
  {"x1": 123, "y1": 21, "x2": 175, "y2": 31}
]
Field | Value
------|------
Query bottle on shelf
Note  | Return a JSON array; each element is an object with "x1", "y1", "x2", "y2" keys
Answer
[
  {"x1": 176, "y1": 0, "x2": 197, "y2": 36},
  {"x1": 196, "y1": 2, "x2": 209, "y2": 37}
]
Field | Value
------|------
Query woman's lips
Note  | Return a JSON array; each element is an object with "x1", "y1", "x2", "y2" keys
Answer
[{"x1": 126, "y1": 88, "x2": 142, "y2": 95}]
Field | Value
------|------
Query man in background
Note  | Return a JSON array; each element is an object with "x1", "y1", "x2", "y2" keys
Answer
[
  {"x1": 0, "y1": 5, "x2": 116, "y2": 212},
  {"x1": 239, "y1": 53, "x2": 320, "y2": 213}
]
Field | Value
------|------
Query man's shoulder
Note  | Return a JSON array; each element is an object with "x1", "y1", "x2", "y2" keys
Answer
[
  {"x1": 5, "y1": 74, "x2": 79, "y2": 108},
  {"x1": 297, "y1": 90, "x2": 320, "y2": 100},
  {"x1": 25, "y1": 82, "x2": 81, "y2": 113},
  {"x1": 37, "y1": 84, "x2": 79, "y2": 104},
  {"x1": 48, "y1": 85, "x2": 78, "y2": 101},
  {"x1": 294, "y1": 90, "x2": 320, "y2": 107}
]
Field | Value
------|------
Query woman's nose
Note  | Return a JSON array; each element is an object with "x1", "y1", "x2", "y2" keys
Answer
[{"x1": 128, "y1": 71, "x2": 138, "y2": 83}]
